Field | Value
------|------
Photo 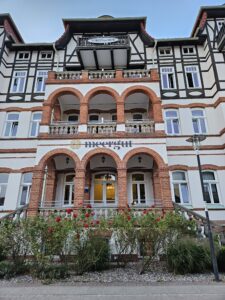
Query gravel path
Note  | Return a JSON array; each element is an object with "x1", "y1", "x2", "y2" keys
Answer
[{"x1": 0, "y1": 264, "x2": 224, "y2": 286}]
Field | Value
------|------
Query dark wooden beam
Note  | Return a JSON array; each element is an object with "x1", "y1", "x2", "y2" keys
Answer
[
  {"x1": 76, "y1": 50, "x2": 84, "y2": 69},
  {"x1": 93, "y1": 50, "x2": 99, "y2": 70},
  {"x1": 110, "y1": 49, "x2": 114, "y2": 69}
]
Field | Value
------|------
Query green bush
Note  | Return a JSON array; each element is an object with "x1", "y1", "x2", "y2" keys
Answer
[
  {"x1": 217, "y1": 246, "x2": 225, "y2": 272},
  {"x1": 0, "y1": 261, "x2": 30, "y2": 279},
  {"x1": 166, "y1": 238, "x2": 211, "y2": 274},
  {"x1": 0, "y1": 244, "x2": 6, "y2": 262},
  {"x1": 32, "y1": 263, "x2": 69, "y2": 280}
]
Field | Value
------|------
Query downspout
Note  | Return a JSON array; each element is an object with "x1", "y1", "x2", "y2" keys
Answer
[
  {"x1": 53, "y1": 42, "x2": 59, "y2": 72},
  {"x1": 152, "y1": 38, "x2": 157, "y2": 67}
]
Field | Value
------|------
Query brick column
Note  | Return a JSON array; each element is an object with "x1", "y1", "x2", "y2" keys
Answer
[
  {"x1": 117, "y1": 101, "x2": 125, "y2": 124},
  {"x1": 45, "y1": 169, "x2": 56, "y2": 207},
  {"x1": 74, "y1": 169, "x2": 86, "y2": 207},
  {"x1": 153, "y1": 101, "x2": 163, "y2": 123},
  {"x1": 28, "y1": 169, "x2": 45, "y2": 216},
  {"x1": 79, "y1": 103, "x2": 88, "y2": 124},
  {"x1": 41, "y1": 103, "x2": 52, "y2": 125},
  {"x1": 158, "y1": 169, "x2": 173, "y2": 209},
  {"x1": 53, "y1": 104, "x2": 61, "y2": 122},
  {"x1": 117, "y1": 168, "x2": 127, "y2": 207},
  {"x1": 152, "y1": 169, "x2": 162, "y2": 207}
]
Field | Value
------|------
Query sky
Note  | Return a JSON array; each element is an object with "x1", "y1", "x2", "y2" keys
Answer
[{"x1": 0, "y1": 0, "x2": 225, "y2": 43}]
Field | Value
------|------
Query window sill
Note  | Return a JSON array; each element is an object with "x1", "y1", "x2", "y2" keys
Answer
[{"x1": 206, "y1": 204, "x2": 225, "y2": 210}]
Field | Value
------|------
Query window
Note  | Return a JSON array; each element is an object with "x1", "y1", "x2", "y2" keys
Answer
[
  {"x1": 89, "y1": 115, "x2": 99, "y2": 122},
  {"x1": 63, "y1": 174, "x2": 74, "y2": 206},
  {"x1": 217, "y1": 20, "x2": 225, "y2": 31},
  {"x1": 18, "y1": 173, "x2": 33, "y2": 206},
  {"x1": 68, "y1": 114, "x2": 79, "y2": 122},
  {"x1": 132, "y1": 173, "x2": 146, "y2": 205},
  {"x1": 11, "y1": 71, "x2": 27, "y2": 93},
  {"x1": 159, "y1": 48, "x2": 172, "y2": 56},
  {"x1": 17, "y1": 52, "x2": 30, "y2": 60},
  {"x1": 40, "y1": 51, "x2": 53, "y2": 59},
  {"x1": 35, "y1": 70, "x2": 48, "y2": 92},
  {"x1": 182, "y1": 47, "x2": 195, "y2": 55},
  {"x1": 164, "y1": 110, "x2": 180, "y2": 135},
  {"x1": 133, "y1": 114, "x2": 143, "y2": 121},
  {"x1": 29, "y1": 112, "x2": 42, "y2": 137},
  {"x1": 172, "y1": 171, "x2": 190, "y2": 204},
  {"x1": 203, "y1": 171, "x2": 220, "y2": 204},
  {"x1": 4, "y1": 113, "x2": 19, "y2": 137},
  {"x1": 191, "y1": 109, "x2": 207, "y2": 134},
  {"x1": 185, "y1": 66, "x2": 201, "y2": 88},
  {"x1": 161, "y1": 67, "x2": 176, "y2": 89},
  {"x1": 0, "y1": 173, "x2": 9, "y2": 206},
  {"x1": 112, "y1": 114, "x2": 117, "y2": 122}
]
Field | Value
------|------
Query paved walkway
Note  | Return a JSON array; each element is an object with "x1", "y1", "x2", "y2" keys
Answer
[{"x1": 0, "y1": 284, "x2": 225, "y2": 300}]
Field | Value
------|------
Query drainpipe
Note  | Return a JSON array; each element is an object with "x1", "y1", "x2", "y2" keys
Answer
[{"x1": 53, "y1": 42, "x2": 59, "y2": 72}]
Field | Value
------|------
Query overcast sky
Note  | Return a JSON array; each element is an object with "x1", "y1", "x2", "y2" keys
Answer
[{"x1": 1, "y1": 0, "x2": 224, "y2": 42}]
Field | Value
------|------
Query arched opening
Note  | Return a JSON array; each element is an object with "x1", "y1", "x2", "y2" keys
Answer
[
  {"x1": 40, "y1": 154, "x2": 76, "y2": 208},
  {"x1": 126, "y1": 153, "x2": 155, "y2": 206},
  {"x1": 87, "y1": 93, "x2": 117, "y2": 134},
  {"x1": 124, "y1": 92, "x2": 154, "y2": 133},
  {"x1": 50, "y1": 93, "x2": 80, "y2": 135},
  {"x1": 84, "y1": 153, "x2": 118, "y2": 206}
]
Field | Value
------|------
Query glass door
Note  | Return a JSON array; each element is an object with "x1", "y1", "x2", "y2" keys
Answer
[
  {"x1": 93, "y1": 173, "x2": 116, "y2": 205},
  {"x1": 63, "y1": 173, "x2": 74, "y2": 206},
  {"x1": 132, "y1": 173, "x2": 146, "y2": 205}
]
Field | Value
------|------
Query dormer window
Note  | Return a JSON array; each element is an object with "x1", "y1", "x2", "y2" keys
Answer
[
  {"x1": 182, "y1": 47, "x2": 195, "y2": 55},
  {"x1": 159, "y1": 48, "x2": 172, "y2": 56},
  {"x1": 17, "y1": 52, "x2": 30, "y2": 60},
  {"x1": 40, "y1": 51, "x2": 53, "y2": 59},
  {"x1": 217, "y1": 20, "x2": 225, "y2": 31}
]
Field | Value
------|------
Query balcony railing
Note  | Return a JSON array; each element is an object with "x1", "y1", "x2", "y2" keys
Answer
[
  {"x1": 123, "y1": 70, "x2": 150, "y2": 78},
  {"x1": 77, "y1": 35, "x2": 129, "y2": 48},
  {"x1": 87, "y1": 122, "x2": 117, "y2": 134},
  {"x1": 217, "y1": 23, "x2": 225, "y2": 50},
  {"x1": 49, "y1": 122, "x2": 79, "y2": 135},
  {"x1": 56, "y1": 71, "x2": 82, "y2": 80},
  {"x1": 125, "y1": 120, "x2": 155, "y2": 133},
  {"x1": 89, "y1": 70, "x2": 116, "y2": 79}
]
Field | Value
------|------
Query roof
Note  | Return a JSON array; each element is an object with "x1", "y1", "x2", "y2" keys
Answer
[
  {"x1": 191, "y1": 4, "x2": 225, "y2": 37},
  {"x1": 0, "y1": 14, "x2": 23, "y2": 43}
]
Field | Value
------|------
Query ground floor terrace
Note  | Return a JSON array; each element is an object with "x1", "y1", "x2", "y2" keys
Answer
[{"x1": 27, "y1": 146, "x2": 172, "y2": 216}]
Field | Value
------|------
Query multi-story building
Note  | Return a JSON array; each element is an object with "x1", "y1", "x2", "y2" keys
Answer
[{"x1": 1, "y1": 4, "x2": 225, "y2": 222}]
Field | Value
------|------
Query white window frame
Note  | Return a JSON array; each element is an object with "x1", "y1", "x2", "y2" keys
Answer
[
  {"x1": 29, "y1": 112, "x2": 42, "y2": 137},
  {"x1": 10, "y1": 71, "x2": 27, "y2": 93},
  {"x1": 67, "y1": 114, "x2": 79, "y2": 123},
  {"x1": 40, "y1": 51, "x2": 53, "y2": 60},
  {"x1": 160, "y1": 67, "x2": 176, "y2": 89},
  {"x1": 89, "y1": 114, "x2": 99, "y2": 123},
  {"x1": 35, "y1": 70, "x2": 48, "y2": 92},
  {"x1": 3, "y1": 112, "x2": 19, "y2": 137},
  {"x1": 191, "y1": 108, "x2": 207, "y2": 134},
  {"x1": 63, "y1": 173, "x2": 75, "y2": 207},
  {"x1": 159, "y1": 47, "x2": 172, "y2": 56},
  {"x1": 171, "y1": 171, "x2": 191, "y2": 205},
  {"x1": 164, "y1": 110, "x2": 180, "y2": 135},
  {"x1": 0, "y1": 173, "x2": 9, "y2": 207},
  {"x1": 202, "y1": 171, "x2": 220, "y2": 204},
  {"x1": 184, "y1": 66, "x2": 201, "y2": 89},
  {"x1": 17, "y1": 52, "x2": 30, "y2": 60},
  {"x1": 131, "y1": 172, "x2": 147, "y2": 206},
  {"x1": 18, "y1": 173, "x2": 33, "y2": 207},
  {"x1": 182, "y1": 46, "x2": 195, "y2": 55}
]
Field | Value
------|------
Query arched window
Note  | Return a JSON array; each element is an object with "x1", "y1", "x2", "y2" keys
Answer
[
  {"x1": 171, "y1": 171, "x2": 190, "y2": 204},
  {"x1": 202, "y1": 171, "x2": 220, "y2": 204}
]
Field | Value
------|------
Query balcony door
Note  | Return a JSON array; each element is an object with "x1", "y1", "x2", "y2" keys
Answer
[
  {"x1": 63, "y1": 173, "x2": 74, "y2": 206},
  {"x1": 92, "y1": 173, "x2": 117, "y2": 206},
  {"x1": 131, "y1": 173, "x2": 147, "y2": 205}
]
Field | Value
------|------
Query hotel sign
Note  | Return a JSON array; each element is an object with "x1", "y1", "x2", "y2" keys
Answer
[
  {"x1": 71, "y1": 140, "x2": 132, "y2": 150},
  {"x1": 88, "y1": 37, "x2": 119, "y2": 44}
]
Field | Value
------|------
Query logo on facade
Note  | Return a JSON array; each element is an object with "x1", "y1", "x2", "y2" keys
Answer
[
  {"x1": 85, "y1": 140, "x2": 132, "y2": 150},
  {"x1": 88, "y1": 36, "x2": 119, "y2": 44},
  {"x1": 70, "y1": 140, "x2": 81, "y2": 149}
]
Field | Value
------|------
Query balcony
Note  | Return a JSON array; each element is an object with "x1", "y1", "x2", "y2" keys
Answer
[
  {"x1": 217, "y1": 24, "x2": 225, "y2": 51},
  {"x1": 125, "y1": 120, "x2": 155, "y2": 134},
  {"x1": 87, "y1": 122, "x2": 117, "y2": 134},
  {"x1": 49, "y1": 122, "x2": 79, "y2": 135},
  {"x1": 47, "y1": 69, "x2": 159, "y2": 84}
]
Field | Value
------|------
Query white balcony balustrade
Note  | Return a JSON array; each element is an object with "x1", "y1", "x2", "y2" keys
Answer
[
  {"x1": 125, "y1": 120, "x2": 155, "y2": 133},
  {"x1": 49, "y1": 122, "x2": 79, "y2": 135}
]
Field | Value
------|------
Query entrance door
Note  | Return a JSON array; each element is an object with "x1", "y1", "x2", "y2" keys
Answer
[
  {"x1": 63, "y1": 173, "x2": 74, "y2": 206},
  {"x1": 131, "y1": 173, "x2": 146, "y2": 205},
  {"x1": 93, "y1": 173, "x2": 116, "y2": 205}
]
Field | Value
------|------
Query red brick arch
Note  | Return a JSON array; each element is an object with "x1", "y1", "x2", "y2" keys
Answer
[
  {"x1": 83, "y1": 86, "x2": 120, "y2": 104},
  {"x1": 36, "y1": 148, "x2": 81, "y2": 171},
  {"x1": 42, "y1": 87, "x2": 83, "y2": 125},
  {"x1": 80, "y1": 148, "x2": 122, "y2": 169},
  {"x1": 123, "y1": 147, "x2": 166, "y2": 169},
  {"x1": 121, "y1": 86, "x2": 163, "y2": 123}
]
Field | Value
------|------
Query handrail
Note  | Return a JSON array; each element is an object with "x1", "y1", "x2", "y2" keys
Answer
[{"x1": 0, "y1": 204, "x2": 28, "y2": 222}]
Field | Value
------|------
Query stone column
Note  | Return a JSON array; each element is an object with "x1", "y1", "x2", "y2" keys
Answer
[{"x1": 117, "y1": 168, "x2": 127, "y2": 207}]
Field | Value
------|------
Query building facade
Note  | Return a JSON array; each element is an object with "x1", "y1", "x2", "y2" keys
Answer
[{"x1": 0, "y1": 4, "x2": 225, "y2": 222}]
